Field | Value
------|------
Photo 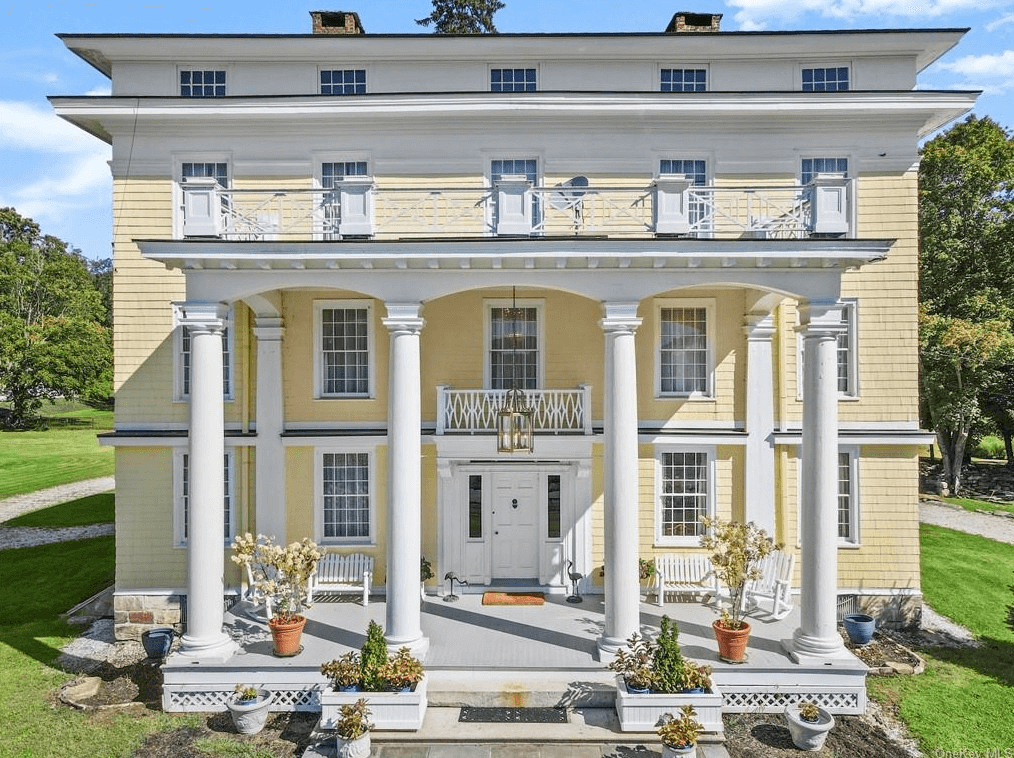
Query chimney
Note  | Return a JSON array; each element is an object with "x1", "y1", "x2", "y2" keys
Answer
[
  {"x1": 310, "y1": 11, "x2": 365, "y2": 35},
  {"x1": 665, "y1": 12, "x2": 722, "y2": 33}
]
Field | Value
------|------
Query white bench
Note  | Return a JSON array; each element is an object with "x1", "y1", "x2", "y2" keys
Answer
[
  {"x1": 742, "y1": 550, "x2": 794, "y2": 620},
  {"x1": 653, "y1": 554, "x2": 715, "y2": 606},
  {"x1": 309, "y1": 552, "x2": 374, "y2": 606}
]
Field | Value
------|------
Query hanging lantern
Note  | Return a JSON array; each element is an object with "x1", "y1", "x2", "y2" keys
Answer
[{"x1": 495, "y1": 287, "x2": 535, "y2": 453}]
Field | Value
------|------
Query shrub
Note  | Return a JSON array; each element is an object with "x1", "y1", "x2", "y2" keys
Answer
[
  {"x1": 359, "y1": 620, "x2": 389, "y2": 690},
  {"x1": 651, "y1": 616, "x2": 686, "y2": 693},
  {"x1": 972, "y1": 435, "x2": 1006, "y2": 460}
]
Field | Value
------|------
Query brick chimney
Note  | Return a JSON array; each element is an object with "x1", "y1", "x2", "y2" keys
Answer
[
  {"x1": 665, "y1": 12, "x2": 722, "y2": 33},
  {"x1": 310, "y1": 11, "x2": 365, "y2": 35}
]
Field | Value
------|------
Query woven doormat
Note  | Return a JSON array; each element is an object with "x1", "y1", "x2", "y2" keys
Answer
[
  {"x1": 459, "y1": 706, "x2": 567, "y2": 723},
  {"x1": 481, "y1": 591, "x2": 545, "y2": 606}
]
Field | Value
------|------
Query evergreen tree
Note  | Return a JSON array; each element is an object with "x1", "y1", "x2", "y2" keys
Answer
[{"x1": 416, "y1": 0, "x2": 505, "y2": 34}]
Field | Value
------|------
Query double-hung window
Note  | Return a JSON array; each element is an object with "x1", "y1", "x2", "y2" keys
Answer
[
  {"x1": 661, "y1": 68, "x2": 707, "y2": 92},
  {"x1": 797, "y1": 299, "x2": 858, "y2": 399},
  {"x1": 320, "y1": 69, "x2": 366, "y2": 95},
  {"x1": 491, "y1": 68, "x2": 536, "y2": 92},
  {"x1": 175, "y1": 305, "x2": 233, "y2": 401},
  {"x1": 659, "y1": 159, "x2": 708, "y2": 229},
  {"x1": 837, "y1": 449, "x2": 859, "y2": 544},
  {"x1": 320, "y1": 451, "x2": 372, "y2": 542},
  {"x1": 320, "y1": 161, "x2": 370, "y2": 239},
  {"x1": 491, "y1": 158, "x2": 540, "y2": 233},
  {"x1": 801, "y1": 157, "x2": 848, "y2": 185},
  {"x1": 174, "y1": 450, "x2": 234, "y2": 547},
  {"x1": 657, "y1": 299, "x2": 713, "y2": 397},
  {"x1": 656, "y1": 449, "x2": 713, "y2": 543},
  {"x1": 180, "y1": 69, "x2": 226, "y2": 97},
  {"x1": 802, "y1": 66, "x2": 849, "y2": 92},
  {"x1": 316, "y1": 301, "x2": 372, "y2": 398},
  {"x1": 488, "y1": 300, "x2": 540, "y2": 390}
]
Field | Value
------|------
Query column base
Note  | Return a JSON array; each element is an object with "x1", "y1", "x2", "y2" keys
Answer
[
  {"x1": 385, "y1": 633, "x2": 430, "y2": 661},
  {"x1": 596, "y1": 636, "x2": 627, "y2": 662},
  {"x1": 782, "y1": 630, "x2": 851, "y2": 665},
  {"x1": 177, "y1": 632, "x2": 239, "y2": 663}
]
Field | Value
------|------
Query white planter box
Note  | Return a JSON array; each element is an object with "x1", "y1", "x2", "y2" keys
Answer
[
  {"x1": 614, "y1": 675, "x2": 723, "y2": 734},
  {"x1": 320, "y1": 677, "x2": 427, "y2": 731}
]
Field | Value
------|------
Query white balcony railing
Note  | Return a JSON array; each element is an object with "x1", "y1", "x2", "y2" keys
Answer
[
  {"x1": 436, "y1": 385, "x2": 593, "y2": 435},
  {"x1": 180, "y1": 174, "x2": 853, "y2": 241}
]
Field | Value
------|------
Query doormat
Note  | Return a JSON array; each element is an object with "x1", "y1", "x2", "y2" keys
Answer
[
  {"x1": 481, "y1": 591, "x2": 545, "y2": 606},
  {"x1": 459, "y1": 706, "x2": 567, "y2": 723}
]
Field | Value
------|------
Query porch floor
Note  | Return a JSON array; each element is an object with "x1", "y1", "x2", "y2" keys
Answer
[{"x1": 162, "y1": 592, "x2": 867, "y2": 716}]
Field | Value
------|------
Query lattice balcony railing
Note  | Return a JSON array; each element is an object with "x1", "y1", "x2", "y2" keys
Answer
[{"x1": 436, "y1": 385, "x2": 593, "y2": 435}]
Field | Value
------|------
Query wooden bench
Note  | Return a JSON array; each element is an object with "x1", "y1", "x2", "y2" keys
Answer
[
  {"x1": 742, "y1": 550, "x2": 794, "y2": 620},
  {"x1": 309, "y1": 552, "x2": 374, "y2": 606},
  {"x1": 653, "y1": 554, "x2": 715, "y2": 606}
]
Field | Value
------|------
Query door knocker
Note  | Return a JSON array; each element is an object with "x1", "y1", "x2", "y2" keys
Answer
[{"x1": 511, "y1": 498, "x2": 519, "y2": 509}]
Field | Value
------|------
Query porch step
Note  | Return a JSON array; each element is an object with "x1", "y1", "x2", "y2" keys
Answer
[{"x1": 424, "y1": 669, "x2": 617, "y2": 708}]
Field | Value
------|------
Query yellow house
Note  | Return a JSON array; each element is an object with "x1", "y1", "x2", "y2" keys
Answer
[{"x1": 52, "y1": 10, "x2": 974, "y2": 714}]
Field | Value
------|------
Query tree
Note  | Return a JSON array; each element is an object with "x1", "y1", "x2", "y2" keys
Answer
[
  {"x1": 0, "y1": 207, "x2": 112, "y2": 428},
  {"x1": 416, "y1": 0, "x2": 505, "y2": 34}
]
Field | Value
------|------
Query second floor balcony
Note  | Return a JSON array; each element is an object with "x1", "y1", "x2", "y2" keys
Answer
[{"x1": 181, "y1": 174, "x2": 854, "y2": 242}]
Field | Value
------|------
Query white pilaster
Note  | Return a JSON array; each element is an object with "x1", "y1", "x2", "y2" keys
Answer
[
  {"x1": 382, "y1": 302, "x2": 429, "y2": 658},
  {"x1": 253, "y1": 317, "x2": 286, "y2": 542},
  {"x1": 788, "y1": 301, "x2": 849, "y2": 662},
  {"x1": 743, "y1": 313, "x2": 776, "y2": 537},
  {"x1": 176, "y1": 301, "x2": 237, "y2": 662},
  {"x1": 597, "y1": 302, "x2": 642, "y2": 658}
]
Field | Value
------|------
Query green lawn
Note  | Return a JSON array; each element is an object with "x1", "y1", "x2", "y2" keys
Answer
[
  {"x1": 5, "y1": 492, "x2": 115, "y2": 528},
  {"x1": 941, "y1": 494, "x2": 1014, "y2": 516},
  {"x1": 868, "y1": 524, "x2": 1014, "y2": 753},
  {"x1": 0, "y1": 407, "x2": 114, "y2": 498}
]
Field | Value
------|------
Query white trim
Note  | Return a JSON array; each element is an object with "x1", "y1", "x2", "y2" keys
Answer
[
  {"x1": 172, "y1": 152, "x2": 232, "y2": 238},
  {"x1": 795, "y1": 298, "x2": 858, "y2": 401},
  {"x1": 792, "y1": 444, "x2": 861, "y2": 548},
  {"x1": 654, "y1": 297, "x2": 716, "y2": 399},
  {"x1": 653, "y1": 444, "x2": 716, "y2": 547},
  {"x1": 312, "y1": 299, "x2": 375, "y2": 399},
  {"x1": 314, "y1": 446, "x2": 378, "y2": 547},
  {"x1": 171, "y1": 303, "x2": 235, "y2": 403},
  {"x1": 483, "y1": 297, "x2": 546, "y2": 389},
  {"x1": 173, "y1": 447, "x2": 236, "y2": 549},
  {"x1": 284, "y1": 434, "x2": 386, "y2": 448}
]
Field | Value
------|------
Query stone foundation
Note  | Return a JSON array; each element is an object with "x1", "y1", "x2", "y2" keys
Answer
[
  {"x1": 114, "y1": 594, "x2": 184, "y2": 640},
  {"x1": 841, "y1": 592, "x2": 922, "y2": 630}
]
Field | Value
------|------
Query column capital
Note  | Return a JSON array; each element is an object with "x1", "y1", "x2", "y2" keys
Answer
[
  {"x1": 253, "y1": 316, "x2": 285, "y2": 341},
  {"x1": 382, "y1": 302, "x2": 425, "y2": 334},
  {"x1": 599, "y1": 301, "x2": 642, "y2": 334},
  {"x1": 743, "y1": 312, "x2": 776, "y2": 340},
  {"x1": 175, "y1": 301, "x2": 229, "y2": 334},
  {"x1": 797, "y1": 300, "x2": 846, "y2": 338}
]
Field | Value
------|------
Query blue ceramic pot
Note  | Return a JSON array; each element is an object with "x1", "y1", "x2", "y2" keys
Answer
[
  {"x1": 624, "y1": 680, "x2": 651, "y2": 694},
  {"x1": 337, "y1": 684, "x2": 362, "y2": 693},
  {"x1": 141, "y1": 628, "x2": 175, "y2": 659},
  {"x1": 843, "y1": 613, "x2": 876, "y2": 646}
]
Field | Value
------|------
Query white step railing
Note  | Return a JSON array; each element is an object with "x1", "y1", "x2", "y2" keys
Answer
[{"x1": 436, "y1": 385, "x2": 593, "y2": 435}]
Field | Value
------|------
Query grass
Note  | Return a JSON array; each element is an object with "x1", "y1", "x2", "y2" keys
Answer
[
  {"x1": 0, "y1": 536, "x2": 202, "y2": 758},
  {"x1": 5, "y1": 492, "x2": 114, "y2": 528},
  {"x1": 194, "y1": 738, "x2": 276, "y2": 757},
  {"x1": 868, "y1": 524, "x2": 1014, "y2": 753},
  {"x1": 941, "y1": 494, "x2": 1014, "y2": 516},
  {"x1": 0, "y1": 406, "x2": 114, "y2": 498}
]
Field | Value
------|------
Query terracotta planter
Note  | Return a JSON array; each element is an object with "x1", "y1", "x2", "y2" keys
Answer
[
  {"x1": 712, "y1": 619, "x2": 750, "y2": 663},
  {"x1": 268, "y1": 615, "x2": 306, "y2": 657}
]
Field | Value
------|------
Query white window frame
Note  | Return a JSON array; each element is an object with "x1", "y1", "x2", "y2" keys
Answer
[
  {"x1": 178, "y1": 65, "x2": 228, "y2": 97},
  {"x1": 483, "y1": 298, "x2": 545, "y2": 390},
  {"x1": 795, "y1": 445, "x2": 860, "y2": 547},
  {"x1": 173, "y1": 154, "x2": 232, "y2": 238},
  {"x1": 659, "y1": 65, "x2": 709, "y2": 92},
  {"x1": 798, "y1": 154, "x2": 851, "y2": 185},
  {"x1": 172, "y1": 303, "x2": 235, "y2": 402},
  {"x1": 314, "y1": 446, "x2": 376, "y2": 546},
  {"x1": 318, "y1": 66, "x2": 368, "y2": 95},
  {"x1": 654, "y1": 445, "x2": 716, "y2": 547},
  {"x1": 312, "y1": 153, "x2": 373, "y2": 241},
  {"x1": 655, "y1": 297, "x2": 716, "y2": 399},
  {"x1": 795, "y1": 299, "x2": 859, "y2": 400},
  {"x1": 173, "y1": 448, "x2": 236, "y2": 548},
  {"x1": 798, "y1": 62, "x2": 851, "y2": 92},
  {"x1": 487, "y1": 154, "x2": 542, "y2": 235},
  {"x1": 313, "y1": 299, "x2": 375, "y2": 399},
  {"x1": 489, "y1": 65, "x2": 539, "y2": 92}
]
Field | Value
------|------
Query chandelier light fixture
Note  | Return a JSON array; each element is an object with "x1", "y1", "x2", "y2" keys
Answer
[{"x1": 496, "y1": 287, "x2": 535, "y2": 453}]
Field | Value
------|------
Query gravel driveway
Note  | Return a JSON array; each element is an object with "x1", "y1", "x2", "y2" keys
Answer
[
  {"x1": 919, "y1": 500, "x2": 1014, "y2": 545},
  {"x1": 0, "y1": 477, "x2": 115, "y2": 550}
]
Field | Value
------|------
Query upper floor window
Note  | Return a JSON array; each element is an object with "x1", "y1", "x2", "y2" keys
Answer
[
  {"x1": 656, "y1": 449, "x2": 713, "y2": 544},
  {"x1": 488, "y1": 300, "x2": 540, "y2": 390},
  {"x1": 491, "y1": 68, "x2": 537, "y2": 92},
  {"x1": 801, "y1": 157, "x2": 848, "y2": 185},
  {"x1": 321, "y1": 161, "x2": 370, "y2": 239},
  {"x1": 320, "y1": 451, "x2": 372, "y2": 543},
  {"x1": 661, "y1": 68, "x2": 707, "y2": 92},
  {"x1": 175, "y1": 451, "x2": 234, "y2": 547},
  {"x1": 491, "y1": 158, "x2": 540, "y2": 233},
  {"x1": 659, "y1": 159, "x2": 708, "y2": 229},
  {"x1": 315, "y1": 301, "x2": 372, "y2": 398},
  {"x1": 182, "y1": 161, "x2": 229, "y2": 188},
  {"x1": 657, "y1": 299, "x2": 714, "y2": 397},
  {"x1": 321, "y1": 69, "x2": 366, "y2": 95},
  {"x1": 180, "y1": 69, "x2": 226, "y2": 97},
  {"x1": 802, "y1": 66, "x2": 849, "y2": 92}
]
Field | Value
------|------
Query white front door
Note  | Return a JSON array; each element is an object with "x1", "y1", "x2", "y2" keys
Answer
[{"x1": 491, "y1": 472, "x2": 539, "y2": 579}]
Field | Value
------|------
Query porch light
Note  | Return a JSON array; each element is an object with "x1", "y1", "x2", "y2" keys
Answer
[{"x1": 495, "y1": 287, "x2": 535, "y2": 454}]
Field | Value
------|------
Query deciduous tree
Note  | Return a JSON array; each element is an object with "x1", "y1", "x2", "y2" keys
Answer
[{"x1": 416, "y1": 0, "x2": 505, "y2": 34}]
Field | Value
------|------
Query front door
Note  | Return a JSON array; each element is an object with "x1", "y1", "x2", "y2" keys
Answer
[{"x1": 491, "y1": 472, "x2": 539, "y2": 579}]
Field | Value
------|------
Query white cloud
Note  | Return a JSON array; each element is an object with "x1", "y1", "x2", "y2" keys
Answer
[
  {"x1": 936, "y1": 50, "x2": 1014, "y2": 95},
  {"x1": 0, "y1": 100, "x2": 106, "y2": 155},
  {"x1": 727, "y1": 0, "x2": 1005, "y2": 29},
  {"x1": 985, "y1": 13, "x2": 1014, "y2": 31},
  {"x1": 84, "y1": 85, "x2": 112, "y2": 97}
]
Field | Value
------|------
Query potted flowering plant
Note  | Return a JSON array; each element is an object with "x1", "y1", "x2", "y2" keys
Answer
[
  {"x1": 231, "y1": 533, "x2": 322, "y2": 656},
  {"x1": 657, "y1": 704, "x2": 703, "y2": 757},
  {"x1": 378, "y1": 647, "x2": 425, "y2": 692},
  {"x1": 606, "y1": 631, "x2": 656, "y2": 693},
  {"x1": 699, "y1": 516, "x2": 776, "y2": 662},
  {"x1": 322, "y1": 651, "x2": 363, "y2": 692},
  {"x1": 334, "y1": 697, "x2": 372, "y2": 758}
]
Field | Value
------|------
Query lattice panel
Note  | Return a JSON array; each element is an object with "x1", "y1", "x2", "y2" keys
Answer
[
  {"x1": 441, "y1": 388, "x2": 587, "y2": 433},
  {"x1": 165, "y1": 687, "x2": 319, "y2": 713},
  {"x1": 722, "y1": 689, "x2": 863, "y2": 714}
]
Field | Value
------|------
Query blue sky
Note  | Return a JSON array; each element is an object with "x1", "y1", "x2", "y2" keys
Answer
[{"x1": 1, "y1": 0, "x2": 1011, "y2": 261}]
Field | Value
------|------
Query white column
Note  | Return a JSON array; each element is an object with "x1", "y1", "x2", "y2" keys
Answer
[
  {"x1": 177, "y1": 302, "x2": 237, "y2": 662},
  {"x1": 253, "y1": 317, "x2": 286, "y2": 542},
  {"x1": 382, "y1": 302, "x2": 429, "y2": 658},
  {"x1": 743, "y1": 313, "x2": 776, "y2": 537},
  {"x1": 597, "y1": 302, "x2": 642, "y2": 657},
  {"x1": 788, "y1": 301, "x2": 849, "y2": 662}
]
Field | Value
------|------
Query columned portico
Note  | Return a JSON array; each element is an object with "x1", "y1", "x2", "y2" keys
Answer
[
  {"x1": 253, "y1": 316, "x2": 286, "y2": 542},
  {"x1": 743, "y1": 312, "x2": 776, "y2": 537},
  {"x1": 382, "y1": 302, "x2": 429, "y2": 657},
  {"x1": 177, "y1": 301, "x2": 238, "y2": 662},
  {"x1": 597, "y1": 302, "x2": 642, "y2": 657},
  {"x1": 788, "y1": 301, "x2": 850, "y2": 662}
]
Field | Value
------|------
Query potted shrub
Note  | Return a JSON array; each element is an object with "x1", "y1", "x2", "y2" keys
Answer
[
  {"x1": 420, "y1": 556, "x2": 434, "y2": 599},
  {"x1": 657, "y1": 704, "x2": 703, "y2": 757},
  {"x1": 606, "y1": 631, "x2": 656, "y2": 693},
  {"x1": 699, "y1": 516, "x2": 776, "y2": 663},
  {"x1": 378, "y1": 647, "x2": 425, "y2": 692},
  {"x1": 231, "y1": 533, "x2": 321, "y2": 656},
  {"x1": 322, "y1": 651, "x2": 363, "y2": 692},
  {"x1": 359, "y1": 619, "x2": 389, "y2": 691},
  {"x1": 334, "y1": 697, "x2": 372, "y2": 758},
  {"x1": 785, "y1": 700, "x2": 835, "y2": 751},
  {"x1": 226, "y1": 684, "x2": 272, "y2": 735}
]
